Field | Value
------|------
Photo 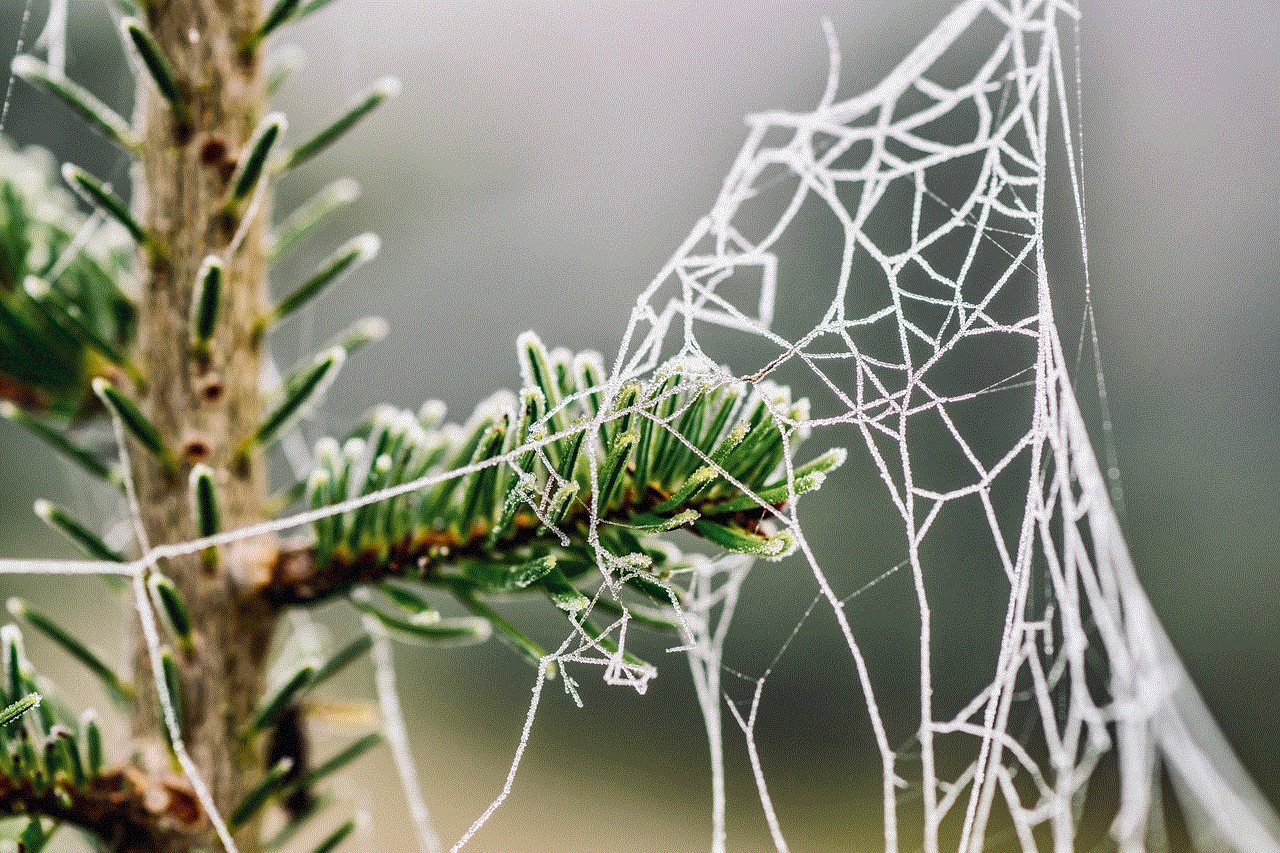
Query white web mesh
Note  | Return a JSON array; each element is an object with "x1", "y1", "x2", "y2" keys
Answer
[
  {"x1": 2, "y1": 2, "x2": 1278, "y2": 852},
  {"x1": 589, "y1": 1, "x2": 1280, "y2": 851}
]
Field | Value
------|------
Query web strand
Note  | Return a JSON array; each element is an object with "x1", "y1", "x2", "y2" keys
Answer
[{"x1": 0, "y1": 0, "x2": 33, "y2": 133}]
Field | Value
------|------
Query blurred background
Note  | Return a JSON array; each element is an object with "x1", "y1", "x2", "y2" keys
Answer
[{"x1": 1, "y1": 2, "x2": 1276, "y2": 851}]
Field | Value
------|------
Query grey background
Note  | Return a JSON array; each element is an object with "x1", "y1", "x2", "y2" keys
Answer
[{"x1": 1, "y1": 2, "x2": 1276, "y2": 850}]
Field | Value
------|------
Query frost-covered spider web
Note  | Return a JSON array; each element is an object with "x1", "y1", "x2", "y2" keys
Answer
[
  {"x1": 2, "y1": 2, "x2": 1279, "y2": 853},
  {"x1": 591, "y1": 1, "x2": 1280, "y2": 852}
]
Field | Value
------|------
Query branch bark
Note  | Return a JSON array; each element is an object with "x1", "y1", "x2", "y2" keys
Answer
[{"x1": 126, "y1": 2, "x2": 278, "y2": 851}]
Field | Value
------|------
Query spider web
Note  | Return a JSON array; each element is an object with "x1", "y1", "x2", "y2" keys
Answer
[
  {"x1": 2, "y1": 2, "x2": 1279, "y2": 852},
  {"x1": 588, "y1": 2, "x2": 1280, "y2": 851}
]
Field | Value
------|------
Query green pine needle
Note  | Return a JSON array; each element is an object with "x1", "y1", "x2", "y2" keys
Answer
[
  {"x1": 229, "y1": 113, "x2": 287, "y2": 203},
  {"x1": 236, "y1": 347, "x2": 344, "y2": 462},
  {"x1": 147, "y1": 573, "x2": 194, "y2": 652},
  {"x1": 350, "y1": 593, "x2": 489, "y2": 648},
  {"x1": 33, "y1": 498, "x2": 127, "y2": 563},
  {"x1": 264, "y1": 233, "x2": 379, "y2": 330},
  {"x1": 189, "y1": 463, "x2": 221, "y2": 538},
  {"x1": 297, "y1": 0, "x2": 341, "y2": 23},
  {"x1": 122, "y1": 18, "x2": 181, "y2": 108},
  {"x1": 7, "y1": 598, "x2": 133, "y2": 706},
  {"x1": 310, "y1": 634, "x2": 374, "y2": 689},
  {"x1": 693, "y1": 518, "x2": 795, "y2": 561},
  {"x1": 189, "y1": 256, "x2": 224, "y2": 356},
  {"x1": 2, "y1": 624, "x2": 26, "y2": 709},
  {"x1": 21, "y1": 277, "x2": 146, "y2": 389},
  {"x1": 82, "y1": 710, "x2": 103, "y2": 776},
  {"x1": 269, "y1": 178, "x2": 360, "y2": 260},
  {"x1": 230, "y1": 757, "x2": 294, "y2": 828},
  {"x1": 159, "y1": 646, "x2": 184, "y2": 745},
  {"x1": 10, "y1": 56, "x2": 136, "y2": 149},
  {"x1": 61, "y1": 164, "x2": 148, "y2": 247},
  {"x1": 309, "y1": 820, "x2": 354, "y2": 853},
  {"x1": 0, "y1": 692, "x2": 41, "y2": 728},
  {"x1": 265, "y1": 44, "x2": 304, "y2": 98},
  {"x1": 444, "y1": 581, "x2": 545, "y2": 668},
  {"x1": 282, "y1": 77, "x2": 400, "y2": 172},
  {"x1": 284, "y1": 731, "x2": 380, "y2": 799},
  {"x1": 247, "y1": 666, "x2": 315, "y2": 736},
  {"x1": 540, "y1": 566, "x2": 590, "y2": 613},
  {"x1": 93, "y1": 378, "x2": 177, "y2": 473},
  {"x1": 256, "y1": 0, "x2": 304, "y2": 42}
]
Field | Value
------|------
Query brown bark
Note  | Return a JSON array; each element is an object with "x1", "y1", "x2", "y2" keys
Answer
[{"x1": 126, "y1": 2, "x2": 278, "y2": 851}]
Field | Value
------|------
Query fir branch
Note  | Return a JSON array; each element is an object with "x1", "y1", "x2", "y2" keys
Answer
[
  {"x1": 264, "y1": 345, "x2": 843, "y2": 628},
  {"x1": 0, "y1": 765, "x2": 204, "y2": 853},
  {"x1": 0, "y1": 627, "x2": 199, "y2": 852}
]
